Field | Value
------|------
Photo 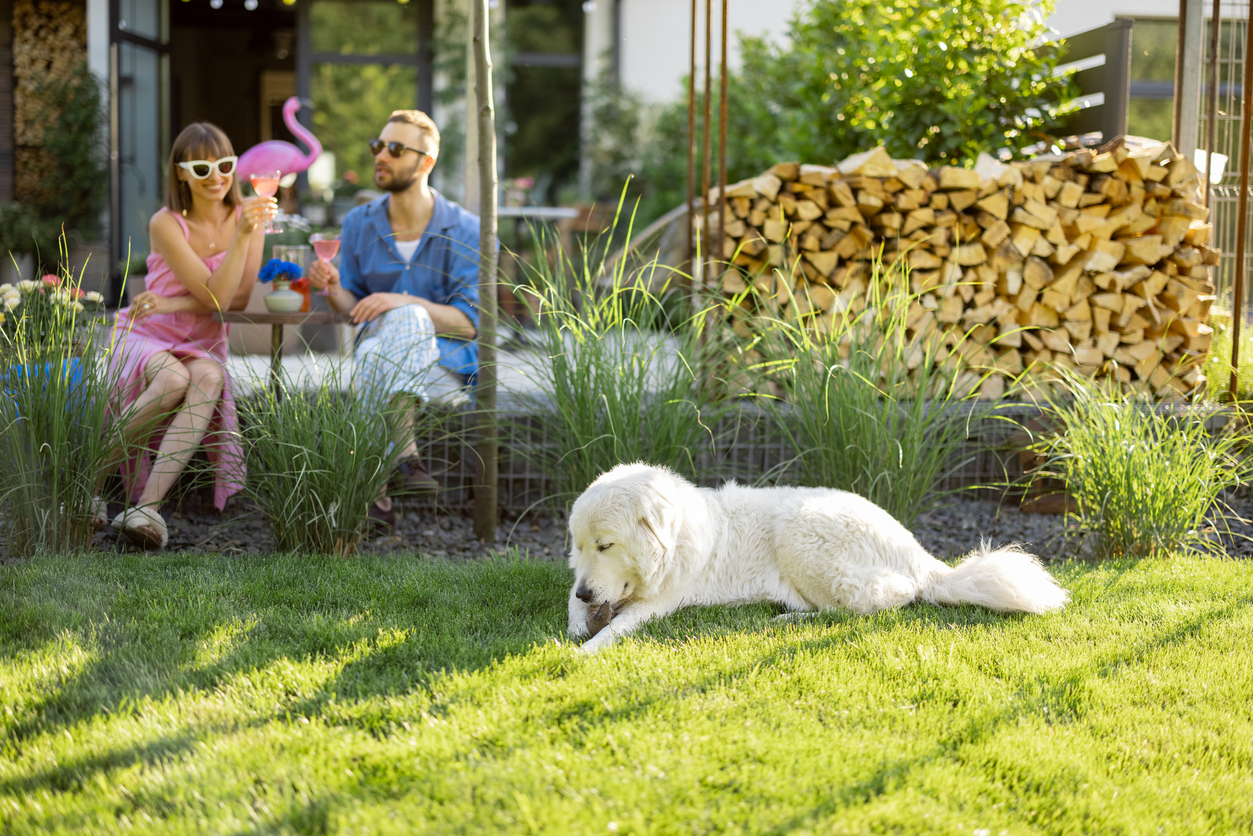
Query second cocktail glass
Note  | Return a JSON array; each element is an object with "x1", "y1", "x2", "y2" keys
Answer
[{"x1": 309, "y1": 231, "x2": 341, "y2": 296}]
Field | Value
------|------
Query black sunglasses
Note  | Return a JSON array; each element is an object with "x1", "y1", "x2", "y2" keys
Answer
[{"x1": 368, "y1": 139, "x2": 430, "y2": 159}]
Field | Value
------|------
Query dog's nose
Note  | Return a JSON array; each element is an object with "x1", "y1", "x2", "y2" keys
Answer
[{"x1": 574, "y1": 584, "x2": 594, "y2": 603}]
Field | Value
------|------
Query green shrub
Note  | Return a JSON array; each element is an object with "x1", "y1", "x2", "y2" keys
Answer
[
  {"x1": 754, "y1": 258, "x2": 1000, "y2": 528},
  {"x1": 1034, "y1": 371, "x2": 1247, "y2": 558}
]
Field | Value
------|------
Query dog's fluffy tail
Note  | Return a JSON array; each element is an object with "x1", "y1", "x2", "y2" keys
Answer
[{"x1": 921, "y1": 542, "x2": 1069, "y2": 614}]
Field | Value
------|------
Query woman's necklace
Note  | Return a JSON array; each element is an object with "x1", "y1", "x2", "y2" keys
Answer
[{"x1": 186, "y1": 208, "x2": 230, "y2": 250}]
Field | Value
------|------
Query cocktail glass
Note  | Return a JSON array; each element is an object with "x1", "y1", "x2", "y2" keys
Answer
[
  {"x1": 250, "y1": 170, "x2": 284, "y2": 234},
  {"x1": 309, "y1": 232, "x2": 341, "y2": 296}
]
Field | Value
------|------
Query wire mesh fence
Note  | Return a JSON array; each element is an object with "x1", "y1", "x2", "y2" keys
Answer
[
  {"x1": 407, "y1": 401, "x2": 1047, "y2": 514},
  {"x1": 1204, "y1": 1, "x2": 1252, "y2": 311}
]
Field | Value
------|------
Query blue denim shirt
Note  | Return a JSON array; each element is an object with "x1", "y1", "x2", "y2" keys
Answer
[{"x1": 339, "y1": 190, "x2": 481, "y2": 379}]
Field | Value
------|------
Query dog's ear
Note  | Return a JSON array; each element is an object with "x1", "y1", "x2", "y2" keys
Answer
[{"x1": 636, "y1": 497, "x2": 678, "y2": 585}]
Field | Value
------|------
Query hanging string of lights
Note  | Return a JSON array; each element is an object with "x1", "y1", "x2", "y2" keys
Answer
[{"x1": 191, "y1": 0, "x2": 413, "y2": 7}]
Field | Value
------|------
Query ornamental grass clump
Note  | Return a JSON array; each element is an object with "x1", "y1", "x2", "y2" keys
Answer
[
  {"x1": 1032, "y1": 370, "x2": 1248, "y2": 558},
  {"x1": 508, "y1": 202, "x2": 726, "y2": 508},
  {"x1": 237, "y1": 356, "x2": 448, "y2": 556},
  {"x1": 0, "y1": 262, "x2": 117, "y2": 557},
  {"x1": 754, "y1": 257, "x2": 1000, "y2": 529}
]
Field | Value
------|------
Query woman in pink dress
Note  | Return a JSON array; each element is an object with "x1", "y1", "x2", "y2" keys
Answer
[{"x1": 108, "y1": 122, "x2": 275, "y2": 549}]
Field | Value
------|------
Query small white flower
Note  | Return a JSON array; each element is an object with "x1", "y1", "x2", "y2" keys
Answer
[
  {"x1": 3, "y1": 297, "x2": 17, "y2": 311},
  {"x1": 17, "y1": 279, "x2": 38, "y2": 293},
  {"x1": 85, "y1": 291, "x2": 104, "y2": 303},
  {"x1": 71, "y1": 302, "x2": 84, "y2": 313}
]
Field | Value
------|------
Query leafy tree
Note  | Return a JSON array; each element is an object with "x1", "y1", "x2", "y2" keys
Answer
[
  {"x1": 588, "y1": 0, "x2": 1075, "y2": 227},
  {"x1": 731, "y1": 0, "x2": 1072, "y2": 165}
]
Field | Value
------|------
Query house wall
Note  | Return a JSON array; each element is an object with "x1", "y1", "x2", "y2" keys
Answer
[
  {"x1": 1049, "y1": 0, "x2": 1177, "y2": 37},
  {"x1": 583, "y1": 0, "x2": 800, "y2": 104}
]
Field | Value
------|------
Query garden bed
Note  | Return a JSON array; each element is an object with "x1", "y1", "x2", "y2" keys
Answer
[{"x1": 7, "y1": 484, "x2": 1251, "y2": 564}]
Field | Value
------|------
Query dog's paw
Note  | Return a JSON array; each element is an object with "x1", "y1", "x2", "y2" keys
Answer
[{"x1": 577, "y1": 631, "x2": 616, "y2": 655}]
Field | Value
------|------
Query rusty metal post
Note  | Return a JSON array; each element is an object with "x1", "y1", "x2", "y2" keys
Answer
[
  {"x1": 1174, "y1": 0, "x2": 1187, "y2": 146},
  {"x1": 1204, "y1": 0, "x2": 1220, "y2": 209},
  {"x1": 686, "y1": 0, "x2": 696, "y2": 274},
  {"x1": 716, "y1": 0, "x2": 728, "y2": 277},
  {"x1": 472, "y1": 0, "x2": 498, "y2": 540},
  {"x1": 1228, "y1": 5, "x2": 1253, "y2": 401},
  {"x1": 701, "y1": 0, "x2": 713, "y2": 288}
]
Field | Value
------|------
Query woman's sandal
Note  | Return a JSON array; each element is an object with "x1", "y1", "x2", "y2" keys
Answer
[
  {"x1": 111, "y1": 506, "x2": 169, "y2": 550},
  {"x1": 90, "y1": 497, "x2": 109, "y2": 529}
]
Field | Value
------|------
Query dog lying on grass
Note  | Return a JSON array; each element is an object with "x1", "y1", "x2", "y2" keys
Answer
[{"x1": 567, "y1": 463, "x2": 1069, "y2": 654}]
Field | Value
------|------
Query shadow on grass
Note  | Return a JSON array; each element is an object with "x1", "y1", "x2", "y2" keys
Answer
[
  {"x1": 0, "y1": 552, "x2": 570, "y2": 742},
  {"x1": 2, "y1": 552, "x2": 1245, "y2": 811}
]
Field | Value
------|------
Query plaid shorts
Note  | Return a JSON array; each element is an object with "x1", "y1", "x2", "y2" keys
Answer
[{"x1": 355, "y1": 303, "x2": 466, "y2": 405}]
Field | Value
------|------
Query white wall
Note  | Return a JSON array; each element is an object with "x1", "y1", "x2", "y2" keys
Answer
[
  {"x1": 585, "y1": 0, "x2": 802, "y2": 104},
  {"x1": 1046, "y1": 0, "x2": 1179, "y2": 38}
]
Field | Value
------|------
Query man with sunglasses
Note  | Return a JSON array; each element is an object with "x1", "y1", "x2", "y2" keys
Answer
[{"x1": 308, "y1": 109, "x2": 479, "y2": 512}]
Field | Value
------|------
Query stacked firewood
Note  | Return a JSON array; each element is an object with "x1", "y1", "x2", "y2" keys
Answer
[
  {"x1": 705, "y1": 137, "x2": 1218, "y2": 399},
  {"x1": 12, "y1": 0, "x2": 89, "y2": 203}
]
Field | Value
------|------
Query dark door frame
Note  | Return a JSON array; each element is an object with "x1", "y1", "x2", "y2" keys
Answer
[{"x1": 108, "y1": 0, "x2": 169, "y2": 305}]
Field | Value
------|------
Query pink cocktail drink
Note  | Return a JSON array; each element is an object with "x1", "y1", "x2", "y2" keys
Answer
[
  {"x1": 312, "y1": 238, "x2": 339, "y2": 261},
  {"x1": 250, "y1": 171, "x2": 283, "y2": 234},
  {"x1": 250, "y1": 175, "x2": 279, "y2": 197},
  {"x1": 309, "y1": 231, "x2": 341, "y2": 296}
]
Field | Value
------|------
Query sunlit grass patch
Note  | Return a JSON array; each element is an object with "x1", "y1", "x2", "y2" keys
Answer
[{"x1": 3, "y1": 552, "x2": 1253, "y2": 833}]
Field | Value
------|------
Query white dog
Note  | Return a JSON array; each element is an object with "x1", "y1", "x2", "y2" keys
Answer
[{"x1": 567, "y1": 463, "x2": 1069, "y2": 653}]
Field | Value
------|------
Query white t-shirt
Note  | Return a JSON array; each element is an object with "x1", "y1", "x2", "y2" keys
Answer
[{"x1": 395, "y1": 238, "x2": 420, "y2": 262}]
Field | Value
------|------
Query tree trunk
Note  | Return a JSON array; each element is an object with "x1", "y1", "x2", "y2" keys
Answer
[{"x1": 472, "y1": 0, "x2": 498, "y2": 542}]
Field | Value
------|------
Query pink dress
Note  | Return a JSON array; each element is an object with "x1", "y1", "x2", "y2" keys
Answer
[{"x1": 109, "y1": 207, "x2": 245, "y2": 510}]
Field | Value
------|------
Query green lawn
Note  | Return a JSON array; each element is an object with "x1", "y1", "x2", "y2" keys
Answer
[{"x1": 2, "y1": 553, "x2": 1251, "y2": 834}]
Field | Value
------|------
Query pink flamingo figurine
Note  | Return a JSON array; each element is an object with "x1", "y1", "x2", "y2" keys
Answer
[{"x1": 237, "y1": 96, "x2": 323, "y2": 187}]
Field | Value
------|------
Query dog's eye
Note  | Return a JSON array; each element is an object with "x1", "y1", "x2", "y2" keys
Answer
[{"x1": 597, "y1": 543, "x2": 611, "y2": 552}]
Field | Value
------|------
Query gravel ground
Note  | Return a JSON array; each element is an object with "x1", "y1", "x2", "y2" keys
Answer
[
  {"x1": 6, "y1": 486, "x2": 1252, "y2": 563},
  {"x1": 3, "y1": 488, "x2": 1229, "y2": 562}
]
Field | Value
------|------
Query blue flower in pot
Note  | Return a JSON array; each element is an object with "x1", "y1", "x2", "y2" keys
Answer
[{"x1": 259, "y1": 258, "x2": 305, "y2": 313}]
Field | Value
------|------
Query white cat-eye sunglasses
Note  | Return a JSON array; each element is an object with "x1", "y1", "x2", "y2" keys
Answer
[{"x1": 178, "y1": 156, "x2": 238, "y2": 179}]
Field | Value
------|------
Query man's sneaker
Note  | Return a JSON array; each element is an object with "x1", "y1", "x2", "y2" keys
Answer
[
  {"x1": 366, "y1": 500, "x2": 396, "y2": 530},
  {"x1": 395, "y1": 455, "x2": 439, "y2": 495}
]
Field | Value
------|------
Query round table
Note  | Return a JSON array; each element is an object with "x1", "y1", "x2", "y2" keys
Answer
[{"x1": 214, "y1": 311, "x2": 348, "y2": 398}]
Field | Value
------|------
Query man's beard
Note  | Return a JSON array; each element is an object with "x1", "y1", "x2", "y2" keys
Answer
[{"x1": 377, "y1": 164, "x2": 419, "y2": 193}]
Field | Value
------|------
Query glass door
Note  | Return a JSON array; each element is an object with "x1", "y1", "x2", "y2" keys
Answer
[{"x1": 109, "y1": 0, "x2": 169, "y2": 303}]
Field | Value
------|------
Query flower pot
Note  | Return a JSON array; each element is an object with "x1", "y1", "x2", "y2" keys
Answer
[{"x1": 264, "y1": 280, "x2": 304, "y2": 313}]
